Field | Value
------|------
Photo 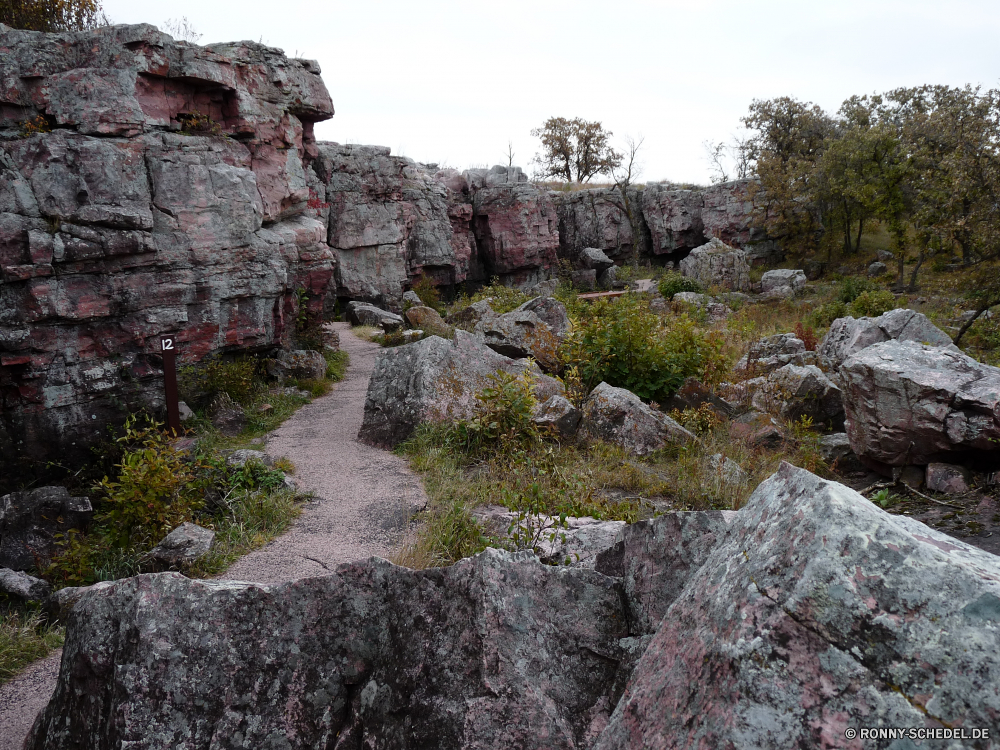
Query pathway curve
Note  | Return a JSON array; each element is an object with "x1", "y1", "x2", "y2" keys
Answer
[{"x1": 0, "y1": 323, "x2": 425, "y2": 745}]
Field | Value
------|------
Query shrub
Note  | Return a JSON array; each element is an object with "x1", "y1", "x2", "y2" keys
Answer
[
  {"x1": 412, "y1": 276, "x2": 445, "y2": 313},
  {"x1": 93, "y1": 416, "x2": 208, "y2": 551},
  {"x1": 805, "y1": 300, "x2": 849, "y2": 329},
  {"x1": 564, "y1": 296, "x2": 725, "y2": 403},
  {"x1": 470, "y1": 279, "x2": 531, "y2": 314},
  {"x1": 658, "y1": 271, "x2": 703, "y2": 299},
  {"x1": 849, "y1": 289, "x2": 897, "y2": 318},
  {"x1": 794, "y1": 322, "x2": 818, "y2": 350},
  {"x1": 447, "y1": 371, "x2": 544, "y2": 458},
  {"x1": 837, "y1": 276, "x2": 881, "y2": 304},
  {"x1": 178, "y1": 355, "x2": 263, "y2": 408}
]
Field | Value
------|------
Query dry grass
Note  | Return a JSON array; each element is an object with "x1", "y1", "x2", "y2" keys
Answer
[{"x1": 0, "y1": 607, "x2": 63, "y2": 686}]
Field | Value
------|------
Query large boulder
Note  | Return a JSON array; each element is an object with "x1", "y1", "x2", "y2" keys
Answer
[
  {"x1": 595, "y1": 462, "x2": 1000, "y2": 749},
  {"x1": 750, "y1": 363, "x2": 846, "y2": 429},
  {"x1": 840, "y1": 339, "x2": 1000, "y2": 466},
  {"x1": 404, "y1": 305, "x2": 452, "y2": 338},
  {"x1": 580, "y1": 247, "x2": 614, "y2": 273},
  {"x1": 732, "y1": 332, "x2": 821, "y2": 375},
  {"x1": 759, "y1": 268, "x2": 806, "y2": 298},
  {"x1": 532, "y1": 394, "x2": 583, "y2": 438},
  {"x1": 473, "y1": 297, "x2": 568, "y2": 372},
  {"x1": 580, "y1": 382, "x2": 696, "y2": 456},
  {"x1": 148, "y1": 522, "x2": 215, "y2": 568},
  {"x1": 678, "y1": 238, "x2": 751, "y2": 292},
  {"x1": 359, "y1": 330, "x2": 563, "y2": 448},
  {"x1": 267, "y1": 349, "x2": 327, "y2": 382},
  {"x1": 346, "y1": 301, "x2": 404, "y2": 331},
  {"x1": 28, "y1": 549, "x2": 629, "y2": 750},
  {"x1": 0, "y1": 486, "x2": 93, "y2": 570},
  {"x1": 819, "y1": 308, "x2": 956, "y2": 367},
  {"x1": 446, "y1": 298, "x2": 496, "y2": 329}
]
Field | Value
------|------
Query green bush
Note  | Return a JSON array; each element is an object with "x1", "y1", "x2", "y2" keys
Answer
[
  {"x1": 658, "y1": 272, "x2": 703, "y2": 299},
  {"x1": 805, "y1": 300, "x2": 849, "y2": 329},
  {"x1": 563, "y1": 295, "x2": 726, "y2": 403},
  {"x1": 849, "y1": 290, "x2": 897, "y2": 318},
  {"x1": 469, "y1": 279, "x2": 531, "y2": 314},
  {"x1": 837, "y1": 276, "x2": 882, "y2": 304},
  {"x1": 447, "y1": 371, "x2": 545, "y2": 458},
  {"x1": 178, "y1": 355, "x2": 263, "y2": 407},
  {"x1": 412, "y1": 276, "x2": 445, "y2": 313}
]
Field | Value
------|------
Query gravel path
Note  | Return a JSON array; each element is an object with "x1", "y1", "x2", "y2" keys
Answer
[{"x1": 0, "y1": 323, "x2": 425, "y2": 745}]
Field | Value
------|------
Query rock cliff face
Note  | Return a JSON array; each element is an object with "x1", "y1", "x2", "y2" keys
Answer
[
  {"x1": 553, "y1": 178, "x2": 776, "y2": 268},
  {"x1": 0, "y1": 23, "x2": 336, "y2": 462}
]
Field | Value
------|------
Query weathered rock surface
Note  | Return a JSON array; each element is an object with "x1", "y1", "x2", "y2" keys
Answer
[
  {"x1": 819, "y1": 308, "x2": 956, "y2": 367},
  {"x1": 267, "y1": 349, "x2": 326, "y2": 382},
  {"x1": 0, "y1": 24, "x2": 336, "y2": 463},
  {"x1": 678, "y1": 238, "x2": 751, "y2": 292},
  {"x1": 759, "y1": 268, "x2": 806, "y2": 298},
  {"x1": 446, "y1": 299, "x2": 495, "y2": 330},
  {"x1": 662, "y1": 376, "x2": 734, "y2": 419},
  {"x1": 728, "y1": 410, "x2": 784, "y2": 448},
  {"x1": 580, "y1": 382, "x2": 695, "y2": 455},
  {"x1": 750, "y1": 363, "x2": 845, "y2": 429},
  {"x1": 359, "y1": 330, "x2": 563, "y2": 448},
  {"x1": 926, "y1": 462, "x2": 972, "y2": 494},
  {"x1": 733, "y1": 332, "x2": 819, "y2": 375},
  {"x1": 404, "y1": 305, "x2": 452, "y2": 338},
  {"x1": 225, "y1": 448, "x2": 276, "y2": 469},
  {"x1": 596, "y1": 462, "x2": 1000, "y2": 748},
  {"x1": 580, "y1": 247, "x2": 614, "y2": 272},
  {"x1": 555, "y1": 188, "x2": 639, "y2": 263},
  {"x1": 0, "y1": 486, "x2": 92, "y2": 570},
  {"x1": 532, "y1": 394, "x2": 583, "y2": 438},
  {"x1": 0, "y1": 566, "x2": 52, "y2": 603},
  {"x1": 148, "y1": 522, "x2": 215, "y2": 567},
  {"x1": 841, "y1": 339, "x2": 1000, "y2": 466},
  {"x1": 346, "y1": 301, "x2": 404, "y2": 331},
  {"x1": 29, "y1": 549, "x2": 629, "y2": 750},
  {"x1": 670, "y1": 291, "x2": 732, "y2": 322},
  {"x1": 473, "y1": 297, "x2": 567, "y2": 372}
]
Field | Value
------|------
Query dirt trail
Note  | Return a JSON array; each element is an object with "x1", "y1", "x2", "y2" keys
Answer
[{"x1": 0, "y1": 323, "x2": 425, "y2": 745}]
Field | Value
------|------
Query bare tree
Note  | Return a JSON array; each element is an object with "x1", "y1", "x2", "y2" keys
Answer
[
  {"x1": 607, "y1": 135, "x2": 646, "y2": 263},
  {"x1": 704, "y1": 140, "x2": 729, "y2": 183},
  {"x1": 163, "y1": 16, "x2": 203, "y2": 43}
]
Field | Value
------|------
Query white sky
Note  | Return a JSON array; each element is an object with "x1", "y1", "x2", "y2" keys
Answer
[{"x1": 102, "y1": 0, "x2": 1000, "y2": 185}]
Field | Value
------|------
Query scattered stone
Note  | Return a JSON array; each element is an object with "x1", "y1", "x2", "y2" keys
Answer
[
  {"x1": 268, "y1": 349, "x2": 326, "y2": 382},
  {"x1": 598, "y1": 265, "x2": 620, "y2": 289},
  {"x1": 868, "y1": 260, "x2": 888, "y2": 277},
  {"x1": 759, "y1": 268, "x2": 806, "y2": 298},
  {"x1": 321, "y1": 323, "x2": 341, "y2": 351},
  {"x1": 226, "y1": 449, "x2": 276, "y2": 469},
  {"x1": 571, "y1": 269, "x2": 598, "y2": 291},
  {"x1": 818, "y1": 433, "x2": 854, "y2": 465},
  {"x1": 208, "y1": 393, "x2": 247, "y2": 436},
  {"x1": 819, "y1": 308, "x2": 956, "y2": 367},
  {"x1": 402, "y1": 330, "x2": 424, "y2": 343},
  {"x1": 532, "y1": 395, "x2": 583, "y2": 438},
  {"x1": 877, "y1": 249, "x2": 895, "y2": 261},
  {"x1": 474, "y1": 299, "x2": 568, "y2": 372},
  {"x1": 705, "y1": 453, "x2": 747, "y2": 486},
  {"x1": 177, "y1": 401, "x2": 195, "y2": 422},
  {"x1": 347, "y1": 301, "x2": 405, "y2": 332},
  {"x1": 841, "y1": 340, "x2": 1000, "y2": 466},
  {"x1": 525, "y1": 279, "x2": 560, "y2": 297},
  {"x1": 0, "y1": 568, "x2": 52, "y2": 604},
  {"x1": 750, "y1": 363, "x2": 845, "y2": 429},
  {"x1": 662, "y1": 377, "x2": 734, "y2": 419},
  {"x1": 0, "y1": 487, "x2": 93, "y2": 570},
  {"x1": 926, "y1": 462, "x2": 972, "y2": 495},
  {"x1": 258, "y1": 403, "x2": 273, "y2": 414},
  {"x1": 803, "y1": 259, "x2": 825, "y2": 280},
  {"x1": 579, "y1": 382, "x2": 696, "y2": 456},
  {"x1": 148, "y1": 523, "x2": 215, "y2": 567},
  {"x1": 733, "y1": 332, "x2": 821, "y2": 375},
  {"x1": 405, "y1": 305, "x2": 452, "y2": 338},
  {"x1": 580, "y1": 247, "x2": 615, "y2": 273},
  {"x1": 446, "y1": 299, "x2": 496, "y2": 329},
  {"x1": 402, "y1": 290, "x2": 423, "y2": 306},
  {"x1": 359, "y1": 330, "x2": 563, "y2": 448},
  {"x1": 678, "y1": 237, "x2": 751, "y2": 292},
  {"x1": 728, "y1": 411, "x2": 784, "y2": 448},
  {"x1": 671, "y1": 292, "x2": 733, "y2": 322},
  {"x1": 631, "y1": 279, "x2": 657, "y2": 293}
]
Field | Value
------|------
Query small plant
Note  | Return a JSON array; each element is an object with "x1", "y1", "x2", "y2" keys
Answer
[
  {"x1": 470, "y1": 279, "x2": 531, "y2": 314},
  {"x1": 306, "y1": 189, "x2": 330, "y2": 210},
  {"x1": 0, "y1": 608, "x2": 63, "y2": 685},
  {"x1": 670, "y1": 403, "x2": 722, "y2": 434},
  {"x1": 447, "y1": 371, "x2": 545, "y2": 458},
  {"x1": 871, "y1": 488, "x2": 903, "y2": 509},
  {"x1": 560, "y1": 365, "x2": 589, "y2": 409},
  {"x1": 794, "y1": 322, "x2": 818, "y2": 350},
  {"x1": 849, "y1": 289, "x2": 897, "y2": 318},
  {"x1": 177, "y1": 111, "x2": 222, "y2": 136},
  {"x1": 837, "y1": 277, "x2": 882, "y2": 304},
  {"x1": 658, "y1": 271, "x2": 703, "y2": 299},
  {"x1": 19, "y1": 114, "x2": 51, "y2": 138},
  {"x1": 178, "y1": 355, "x2": 263, "y2": 408},
  {"x1": 412, "y1": 276, "x2": 445, "y2": 313},
  {"x1": 805, "y1": 300, "x2": 849, "y2": 329}
]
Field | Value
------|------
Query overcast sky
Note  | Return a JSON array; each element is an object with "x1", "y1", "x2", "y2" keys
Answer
[{"x1": 102, "y1": 0, "x2": 1000, "y2": 184}]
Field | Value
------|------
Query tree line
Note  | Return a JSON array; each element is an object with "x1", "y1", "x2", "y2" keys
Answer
[
  {"x1": 1, "y1": 0, "x2": 108, "y2": 31},
  {"x1": 715, "y1": 86, "x2": 1000, "y2": 299}
]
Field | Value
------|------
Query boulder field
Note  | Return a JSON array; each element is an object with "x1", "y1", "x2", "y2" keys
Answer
[
  {"x1": 28, "y1": 464, "x2": 1000, "y2": 749},
  {"x1": 0, "y1": 23, "x2": 763, "y2": 465}
]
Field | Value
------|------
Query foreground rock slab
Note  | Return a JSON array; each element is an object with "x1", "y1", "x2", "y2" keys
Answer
[
  {"x1": 28, "y1": 549, "x2": 628, "y2": 750},
  {"x1": 595, "y1": 462, "x2": 1000, "y2": 749}
]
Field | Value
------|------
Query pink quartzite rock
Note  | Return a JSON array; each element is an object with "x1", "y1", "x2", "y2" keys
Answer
[
  {"x1": 640, "y1": 184, "x2": 704, "y2": 256},
  {"x1": 580, "y1": 382, "x2": 696, "y2": 455},
  {"x1": 28, "y1": 549, "x2": 629, "y2": 750},
  {"x1": 472, "y1": 183, "x2": 560, "y2": 280},
  {"x1": 594, "y1": 462, "x2": 1000, "y2": 749},
  {"x1": 840, "y1": 339, "x2": 1000, "y2": 466}
]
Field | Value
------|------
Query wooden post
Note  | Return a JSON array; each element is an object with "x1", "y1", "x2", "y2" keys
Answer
[{"x1": 160, "y1": 336, "x2": 180, "y2": 436}]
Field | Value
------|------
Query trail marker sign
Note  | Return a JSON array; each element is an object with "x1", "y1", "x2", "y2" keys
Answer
[{"x1": 160, "y1": 336, "x2": 180, "y2": 435}]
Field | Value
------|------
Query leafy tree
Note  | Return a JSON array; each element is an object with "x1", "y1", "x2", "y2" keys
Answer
[
  {"x1": 531, "y1": 117, "x2": 621, "y2": 183},
  {"x1": 1, "y1": 0, "x2": 108, "y2": 31}
]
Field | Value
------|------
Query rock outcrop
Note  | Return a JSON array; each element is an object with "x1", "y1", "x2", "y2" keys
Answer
[
  {"x1": 473, "y1": 296, "x2": 568, "y2": 372},
  {"x1": 358, "y1": 330, "x2": 563, "y2": 448},
  {"x1": 819, "y1": 308, "x2": 956, "y2": 367},
  {"x1": 678, "y1": 238, "x2": 751, "y2": 292},
  {"x1": 580, "y1": 382, "x2": 695, "y2": 455},
  {"x1": 0, "y1": 486, "x2": 92, "y2": 570},
  {"x1": 0, "y1": 23, "x2": 336, "y2": 462},
  {"x1": 840, "y1": 339, "x2": 1000, "y2": 466},
  {"x1": 33, "y1": 464, "x2": 1000, "y2": 749}
]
